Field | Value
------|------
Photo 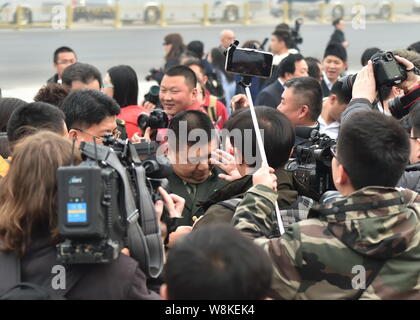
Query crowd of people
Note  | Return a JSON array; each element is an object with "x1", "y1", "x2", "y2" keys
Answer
[{"x1": 1, "y1": 20, "x2": 420, "y2": 300}]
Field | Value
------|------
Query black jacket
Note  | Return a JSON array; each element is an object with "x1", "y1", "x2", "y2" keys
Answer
[
  {"x1": 329, "y1": 29, "x2": 345, "y2": 45},
  {"x1": 255, "y1": 80, "x2": 284, "y2": 108},
  {"x1": 20, "y1": 236, "x2": 161, "y2": 300},
  {"x1": 47, "y1": 74, "x2": 59, "y2": 84},
  {"x1": 397, "y1": 162, "x2": 420, "y2": 193}
]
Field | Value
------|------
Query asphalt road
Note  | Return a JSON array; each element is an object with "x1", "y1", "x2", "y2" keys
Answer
[{"x1": 0, "y1": 21, "x2": 419, "y2": 92}]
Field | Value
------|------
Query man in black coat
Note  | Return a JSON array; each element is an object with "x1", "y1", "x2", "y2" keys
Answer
[
  {"x1": 321, "y1": 42, "x2": 348, "y2": 98},
  {"x1": 329, "y1": 18, "x2": 349, "y2": 48},
  {"x1": 255, "y1": 54, "x2": 308, "y2": 108}
]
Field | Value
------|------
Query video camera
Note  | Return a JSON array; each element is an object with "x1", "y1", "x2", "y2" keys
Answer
[
  {"x1": 287, "y1": 130, "x2": 336, "y2": 199},
  {"x1": 57, "y1": 135, "x2": 171, "y2": 278},
  {"x1": 290, "y1": 18, "x2": 303, "y2": 51}
]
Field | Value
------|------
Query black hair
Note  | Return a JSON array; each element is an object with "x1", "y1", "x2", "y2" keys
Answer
[
  {"x1": 53, "y1": 46, "x2": 76, "y2": 64},
  {"x1": 410, "y1": 102, "x2": 420, "y2": 136},
  {"x1": 164, "y1": 225, "x2": 273, "y2": 300},
  {"x1": 107, "y1": 65, "x2": 138, "y2": 108},
  {"x1": 0, "y1": 98, "x2": 28, "y2": 132},
  {"x1": 164, "y1": 65, "x2": 198, "y2": 90},
  {"x1": 182, "y1": 58, "x2": 206, "y2": 77},
  {"x1": 186, "y1": 40, "x2": 204, "y2": 59},
  {"x1": 361, "y1": 47, "x2": 381, "y2": 66},
  {"x1": 408, "y1": 41, "x2": 420, "y2": 54},
  {"x1": 284, "y1": 77, "x2": 323, "y2": 122},
  {"x1": 210, "y1": 47, "x2": 235, "y2": 82},
  {"x1": 324, "y1": 42, "x2": 347, "y2": 62},
  {"x1": 167, "y1": 110, "x2": 215, "y2": 151},
  {"x1": 33, "y1": 83, "x2": 70, "y2": 108},
  {"x1": 305, "y1": 57, "x2": 322, "y2": 82},
  {"x1": 338, "y1": 111, "x2": 409, "y2": 189},
  {"x1": 225, "y1": 106, "x2": 295, "y2": 169},
  {"x1": 330, "y1": 80, "x2": 352, "y2": 105},
  {"x1": 61, "y1": 62, "x2": 102, "y2": 88},
  {"x1": 61, "y1": 90, "x2": 120, "y2": 130},
  {"x1": 272, "y1": 30, "x2": 291, "y2": 49},
  {"x1": 332, "y1": 18, "x2": 343, "y2": 27},
  {"x1": 7, "y1": 102, "x2": 66, "y2": 146},
  {"x1": 278, "y1": 53, "x2": 305, "y2": 78}
]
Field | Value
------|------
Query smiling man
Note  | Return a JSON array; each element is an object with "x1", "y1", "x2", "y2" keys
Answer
[
  {"x1": 159, "y1": 65, "x2": 203, "y2": 116},
  {"x1": 321, "y1": 42, "x2": 348, "y2": 97}
]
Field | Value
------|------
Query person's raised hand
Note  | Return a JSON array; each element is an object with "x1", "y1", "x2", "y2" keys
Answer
[
  {"x1": 252, "y1": 165, "x2": 277, "y2": 191},
  {"x1": 395, "y1": 55, "x2": 420, "y2": 92},
  {"x1": 352, "y1": 60, "x2": 377, "y2": 103},
  {"x1": 210, "y1": 149, "x2": 242, "y2": 182},
  {"x1": 158, "y1": 186, "x2": 185, "y2": 219},
  {"x1": 230, "y1": 94, "x2": 250, "y2": 112}
]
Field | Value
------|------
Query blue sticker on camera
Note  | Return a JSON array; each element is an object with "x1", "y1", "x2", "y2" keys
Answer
[{"x1": 67, "y1": 202, "x2": 87, "y2": 223}]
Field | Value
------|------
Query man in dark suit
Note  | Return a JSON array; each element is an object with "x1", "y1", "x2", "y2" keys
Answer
[{"x1": 256, "y1": 54, "x2": 308, "y2": 108}]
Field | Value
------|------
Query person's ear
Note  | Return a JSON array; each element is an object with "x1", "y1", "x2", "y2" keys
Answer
[
  {"x1": 344, "y1": 62, "x2": 349, "y2": 71},
  {"x1": 160, "y1": 284, "x2": 169, "y2": 300},
  {"x1": 416, "y1": 139, "x2": 420, "y2": 160},
  {"x1": 203, "y1": 75, "x2": 208, "y2": 85},
  {"x1": 334, "y1": 163, "x2": 348, "y2": 186},
  {"x1": 191, "y1": 87, "x2": 198, "y2": 99},
  {"x1": 329, "y1": 94, "x2": 337, "y2": 105},
  {"x1": 68, "y1": 129, "x2": 78, "y2": 141},
  {"x1": 299, "y1": 105, "x2": 310, "y2": 120}
]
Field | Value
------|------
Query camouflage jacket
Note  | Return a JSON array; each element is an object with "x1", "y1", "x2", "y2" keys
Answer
[{"x1": 233, "y1": 185, "x2": 420, "y2": 300}]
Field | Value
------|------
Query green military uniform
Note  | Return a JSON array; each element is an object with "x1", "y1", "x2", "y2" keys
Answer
[
  {"x1": 233, "y1": 184, "x2": 420, "y2": 299},
  {"x1": 166, "y1": 166, "x2": 228, "y2": 227}
]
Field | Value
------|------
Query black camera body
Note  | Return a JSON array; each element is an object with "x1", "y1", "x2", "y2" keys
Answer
[
  {"x1": 144, "y1": 85, "x2": 161, "y2": 108},
  {"x1": 137, "y1": 109, "x2": 169, "y2": 131},
  {"x1": 287, "y1": 130, "x2": 336, "y2": 199},
  {"x1": 372, "y1": 51, "x2": 407, "y2": 87},
  {"x1": 57, "y1": 135, "x2": 170, "y2": 278},
  {"x1": 340, "y1": 51, "x2": 407, "y2": 97}
]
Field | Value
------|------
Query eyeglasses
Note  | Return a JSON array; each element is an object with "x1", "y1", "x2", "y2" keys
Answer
[
  {"x1": 74, "y1": 127, "x2": 121, "y2": 141},
  {"x1": 103, "y1": 84, "x2": 114, "y2": 88},
  {"x1": 410, "y1": 136, "x2": 420, "y2": 141}
]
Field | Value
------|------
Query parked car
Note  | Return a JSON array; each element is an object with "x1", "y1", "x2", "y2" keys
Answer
[
  {"x1": 0, "y1": 0, "x2": 70, "y2": 24},
  {"x1": 269, "y1": 0, "x2": 398, "y2": 20}
]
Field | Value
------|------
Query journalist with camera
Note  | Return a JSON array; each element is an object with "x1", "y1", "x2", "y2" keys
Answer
[{"x1": 0, "y1": 131, "x2": 161, "y2": 299}]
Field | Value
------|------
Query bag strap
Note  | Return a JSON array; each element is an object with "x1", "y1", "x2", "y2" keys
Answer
[
  {"x1": 217, "y1": 198, "x2": 242, "y2": 211},
  {"x1": 207, "y1": 96, "x2": 218, "y2": 122}
]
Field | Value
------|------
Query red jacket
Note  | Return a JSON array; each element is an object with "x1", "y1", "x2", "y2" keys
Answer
[
  {"x1": 203, "y1": 91, "x2": 228, "y2": 129},
  {"x1": 117, "y1": 105, "x2": 149, "y2": 139}
]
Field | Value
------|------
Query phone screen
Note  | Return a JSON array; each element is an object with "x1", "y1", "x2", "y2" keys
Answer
[{"x1": 225, "y1": 48, "x2": 273, "y2": 78}]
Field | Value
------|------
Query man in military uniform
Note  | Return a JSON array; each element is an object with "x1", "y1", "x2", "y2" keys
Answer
[
  {"x1": 233, "y1": 110, "x2": 420, "y2": 299},
  {"x1": 165, "y1": 110, "x2": 228, "y2": 229}
]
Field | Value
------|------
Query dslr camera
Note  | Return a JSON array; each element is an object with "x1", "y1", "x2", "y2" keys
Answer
[
  {"x1": 137, "y1": 109, "x2": 169, "y2": 131},
  {"x1": 340, "y1": 51, "x2": 407, "y2": 96},
  {"x1": 57, "y1": 135, "x2": 171, "y2": 278}
]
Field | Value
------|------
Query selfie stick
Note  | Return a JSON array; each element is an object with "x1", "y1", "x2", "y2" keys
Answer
[
  {"x1": 243, "y1": 83, "x2": 285, "y2": 235},
  {"x1": 227, "y1": 40, "x2": 285, "y2": 235}
]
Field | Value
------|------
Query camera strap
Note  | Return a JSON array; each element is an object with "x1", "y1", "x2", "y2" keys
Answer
[
  {"x1": 400, "y1": 85, "x2": 420, "y2": 110},
  {"x1": 130, "y1": 165, "x2": 164, "y2": 279},
  {"x1": 86, "y1": 145, "x2": 163, "y2": 278}
]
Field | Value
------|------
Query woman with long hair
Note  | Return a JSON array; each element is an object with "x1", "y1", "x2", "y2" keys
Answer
[
  {"x1": 102, "y1": 65, "x2": 148, "y2": 139},
  {"x1": 0, "y1": 131, "x2": 160, "y2": 300}
]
